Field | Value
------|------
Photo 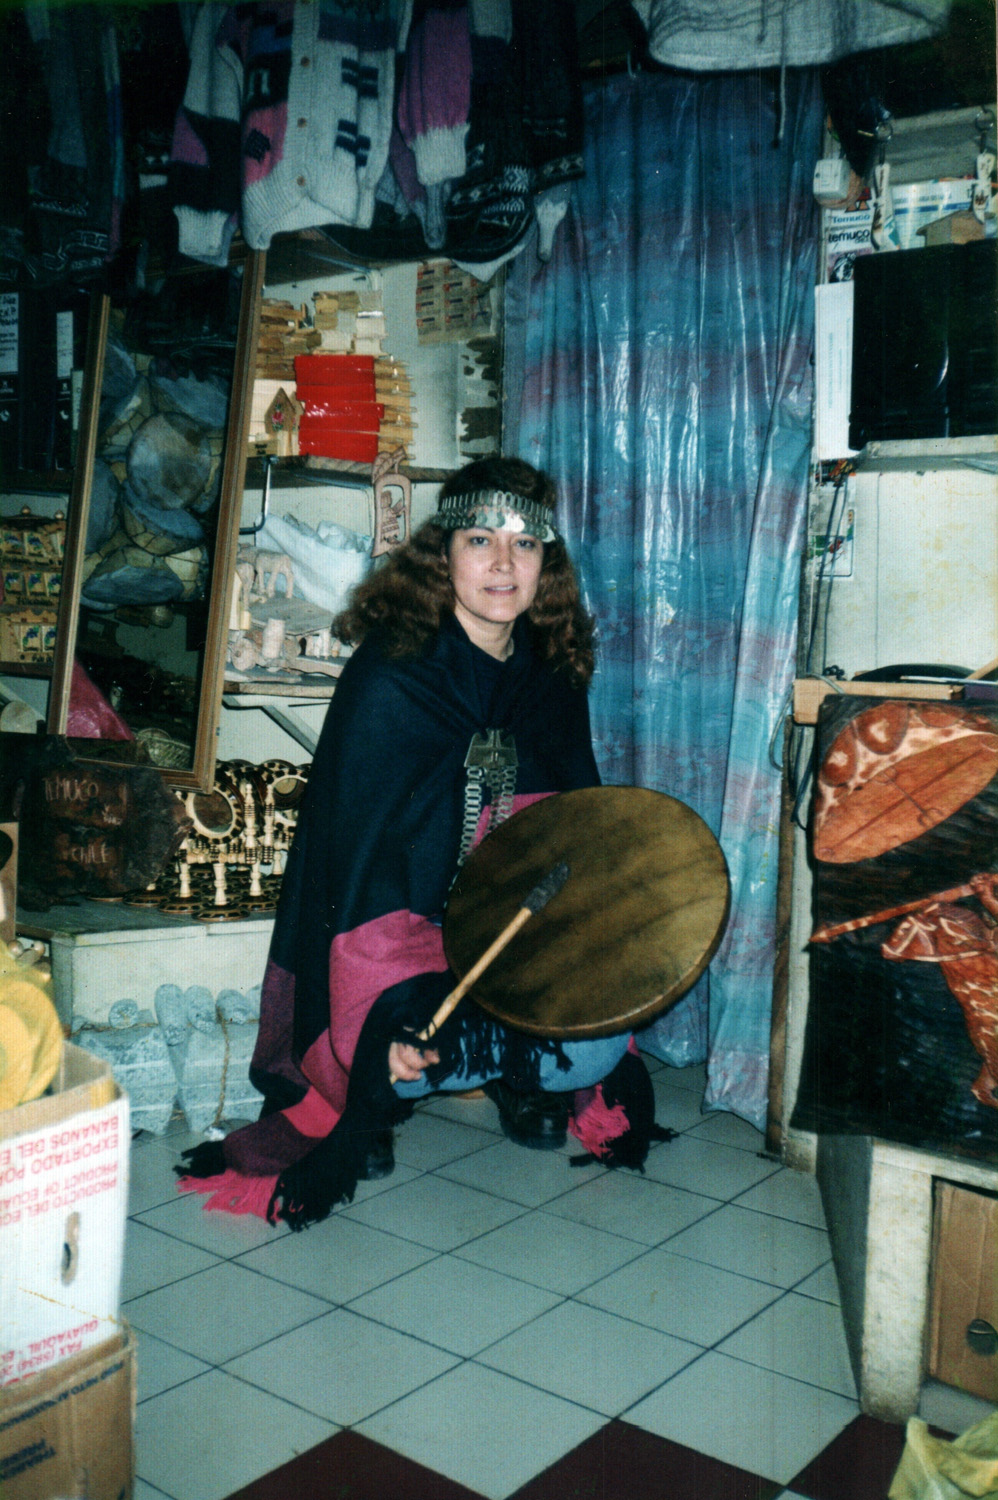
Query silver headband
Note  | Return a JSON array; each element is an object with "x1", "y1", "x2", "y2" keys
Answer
[{"x1": 430, "y1": 489, "x2": 559, "y2": 543}]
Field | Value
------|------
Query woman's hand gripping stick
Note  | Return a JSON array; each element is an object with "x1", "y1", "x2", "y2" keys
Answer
[{"x1": 389, "y1": 861, "x2": 570, "y2": 1084}]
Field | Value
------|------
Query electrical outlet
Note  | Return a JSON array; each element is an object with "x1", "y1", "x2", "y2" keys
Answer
[{"x1": 813, "y1": 156, "x2": 852, "y2": 207}]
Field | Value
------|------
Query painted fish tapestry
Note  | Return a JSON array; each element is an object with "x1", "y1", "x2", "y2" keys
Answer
[{"x1": 791, "y1": 695, "x2": 998, "y2": 1162}]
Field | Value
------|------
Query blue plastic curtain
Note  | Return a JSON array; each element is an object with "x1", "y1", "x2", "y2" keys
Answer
[{"x1": 504, "y1": 67, "x2": 823, "y2": 1129}]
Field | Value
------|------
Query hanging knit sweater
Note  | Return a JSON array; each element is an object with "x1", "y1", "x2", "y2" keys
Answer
[
  {"x1": 395, "y1": 3, "x2": 472, "y2": 248},
  {"x1": 170, "y1": 0, "x2": 411, "y2": 265}
]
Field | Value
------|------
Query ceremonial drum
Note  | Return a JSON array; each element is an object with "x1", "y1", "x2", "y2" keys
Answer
[{"x1": 443, "y1": 786, "x2": 730, "y2": 1039}]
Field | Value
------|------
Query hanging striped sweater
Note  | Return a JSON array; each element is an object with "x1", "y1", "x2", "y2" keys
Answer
[{"x1": 169, "y1": 0, "x2": 411, "y2": 265}]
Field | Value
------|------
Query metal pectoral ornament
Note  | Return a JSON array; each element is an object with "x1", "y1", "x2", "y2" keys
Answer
[{"x1": 457, "y1": 730, "x2": 518, "y2": 865}]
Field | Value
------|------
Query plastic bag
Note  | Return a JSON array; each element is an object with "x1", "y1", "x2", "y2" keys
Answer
[
  {"x1": 889, "y1": 1414, "x2": 998, "y2": 1500},
  {"x1": 255, "y1": 512, "x2": 372, "y2": 616}
]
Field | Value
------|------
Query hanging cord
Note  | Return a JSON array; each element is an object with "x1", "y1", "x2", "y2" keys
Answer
[
  {"x1": 788, "y1": 466, "x2": 851, "y2": 821},
  {"x1": 974, "y1": 106, "x2": 996, "y2": 162},
  {"x1": 210, "y1": 1005, "x2": 231, "y2": 1132},
  {"x1": 776, "y1": 1, "x2": 788, "y2": 144},
  {"x1": 815, "y1": 470, "x2": 852, "y2": 670},
  {"x1": 788, "y1": 466, "x2": 852, "y2": 822},
  {"x1": 762, "y1": 0, "x2": 789, "y2": 144},
  {"x1": 768, "y1": 681, "x2": 794, "y2": 772},
  {"x1": 786, "y1": 462, "x2": 853, "y2": 827}
]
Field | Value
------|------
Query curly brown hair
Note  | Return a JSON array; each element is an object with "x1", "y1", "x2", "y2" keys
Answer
[{"x1": 333, "y1": 457, "x2": 596, "y2": 688}]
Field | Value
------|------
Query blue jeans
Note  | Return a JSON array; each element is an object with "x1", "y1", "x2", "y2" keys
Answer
[{"x1": 394, "y1": 1029, "x2": 631, "y2": 1100}]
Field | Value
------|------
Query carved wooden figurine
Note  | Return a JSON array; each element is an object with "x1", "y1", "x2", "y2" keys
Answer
[
  {"x1": 236, "y1": 545, "x2": 295, "y2": 602},
  {"x1": 371, "y1": 446, "x2": 411, "y2": 558}
]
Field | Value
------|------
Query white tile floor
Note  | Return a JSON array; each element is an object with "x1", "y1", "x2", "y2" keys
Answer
[{"x1": 125, "y1": 1056, "x2": 860, "y2": 1500}]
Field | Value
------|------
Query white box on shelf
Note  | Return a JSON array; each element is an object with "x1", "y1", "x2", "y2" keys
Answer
[
  {"x1": 39, "y1": 903, "x2": 274, "y2": 1028},
  {"x1": 814, "y1": 281, "x2": 860, "y2": 462}
]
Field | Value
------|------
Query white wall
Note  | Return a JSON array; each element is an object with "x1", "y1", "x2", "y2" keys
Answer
[{"x1": 807, "y1": 464, "x2": 998, "y2": 678}]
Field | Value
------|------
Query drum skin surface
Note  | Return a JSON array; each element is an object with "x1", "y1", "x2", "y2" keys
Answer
[{"x1": 444, "y1": 786, "x2": 730, "y2": 1038}]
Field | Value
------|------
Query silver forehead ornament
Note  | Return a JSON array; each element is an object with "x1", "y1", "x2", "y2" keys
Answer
[{"x1": 431, "y1": 489, "x2": 559, "y2": 543}]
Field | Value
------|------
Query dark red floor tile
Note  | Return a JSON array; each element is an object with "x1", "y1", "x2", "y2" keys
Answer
[
  {"x1": 786, "y1": 1415, "x2": 908, "y2": 1500},
  {"x1": 222, "y1": 1428, "x2": 486, "y2": 1500},
  {"x1": 506, "y1": 1420, "x2": 782, "y2": 1500}
]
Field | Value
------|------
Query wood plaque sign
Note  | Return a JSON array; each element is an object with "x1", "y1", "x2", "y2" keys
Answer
[{"x1": 10, "y1": 739, "x2": 191, "y2": 907}]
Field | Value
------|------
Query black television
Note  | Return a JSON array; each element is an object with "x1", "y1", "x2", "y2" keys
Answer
[{"x1": 849, "y1": 238, "x2": 998, "y2": 449}]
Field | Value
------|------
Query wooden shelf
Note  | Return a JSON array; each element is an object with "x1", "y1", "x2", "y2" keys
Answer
[
  {"x1": 1, "y1": 471, "x2": 73, "y2": 496},
  {"x1": 264, "y1": 227, "x2": 401, "y2": 283},
  {"x1": 223, "y1": 670, "x2": 341, "y2": 698},
  {"x1": 0, "y1": 660, "x2": 52, "y2": 678},
  {"x1": 245, "y1": 454, "x2": 451, "y2": 488},
  {"x1": 855, "y1": 436, "x2": 998, "y2": 473},
  {"x1": 794, "y1": 676, "x2": 960, "y2": 724}
]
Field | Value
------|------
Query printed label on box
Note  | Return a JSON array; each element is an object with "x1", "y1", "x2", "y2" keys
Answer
[
  {"x1": 0, "y1": 1328, "x2": 135, "y2": 1500},
  {"x1": 0, "y1": 1095, "x2": 128, "y2": 1387}
]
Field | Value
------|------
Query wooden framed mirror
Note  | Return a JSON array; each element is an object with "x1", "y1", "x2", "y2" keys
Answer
[{"x1": 47, "y1": 250, "x2": 265, "y2": 792}]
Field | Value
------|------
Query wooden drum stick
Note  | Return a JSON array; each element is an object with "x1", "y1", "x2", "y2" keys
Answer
[{"x1": 389, "y1": 861, "x2": 570, "y2": 1083}]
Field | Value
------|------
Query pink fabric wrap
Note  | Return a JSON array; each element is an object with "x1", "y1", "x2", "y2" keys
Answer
[
  {"x1": 290, "y1": 792, "x2": 551, "y2": 1127},
  {"x1": 568, "y1": 1085, "x2": 629, "y2": 1158},
  {"x1": 568, "y1": 1038, "x2": 645, "y2": 1157},
  {"x1": 177, "y1": 1168, "x2": 277, "y2": 1217},
  {"x1": 297, "y1": 908, "x2": 451, "y2": 1123}
]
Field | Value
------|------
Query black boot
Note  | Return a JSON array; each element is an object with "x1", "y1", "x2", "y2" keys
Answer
[
  {"x1": 358, "y1": 1130, "x2": 395, "y2": 1180},
  {"x1": 484, "y1": 1079, "x2": 571, "y2": 1151}
]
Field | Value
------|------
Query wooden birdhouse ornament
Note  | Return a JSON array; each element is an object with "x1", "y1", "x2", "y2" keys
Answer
[{"x1": 263, "y1": 387, "x2": 304, "y2": 457}]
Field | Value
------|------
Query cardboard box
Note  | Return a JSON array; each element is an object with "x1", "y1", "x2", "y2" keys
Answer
[
  {"x1": 918, "y1": 208, "x2": 986, "y2": 247},
  {"x1": 927, "y1": 1181, "x2": 998, "y2": 1402},
  {"x1": 824, "y1": 203, "x2": 875, "y2": 282},
  {"x1": 294, "y1": 352, "x2": 376, "y2": 384},
  {"x1": 0, "y1": 1326, "x2": 135, "y2": 1499},
  {"x1": 891, "y1": 177, "x2": 975, "y2": 250},
  {"x1": 1, "y1": 1045, "x2": 129, "y2": 1389}
]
